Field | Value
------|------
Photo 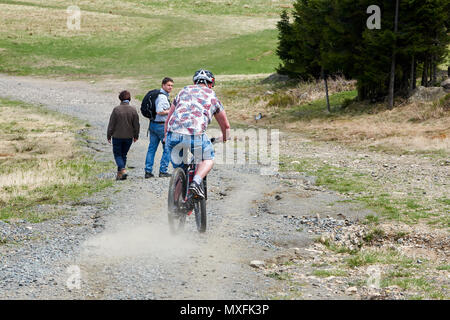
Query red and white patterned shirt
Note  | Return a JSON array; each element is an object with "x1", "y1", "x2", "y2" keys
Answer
[{"x1": 168, "y1": 85, "x2": 224, "y2": 135}]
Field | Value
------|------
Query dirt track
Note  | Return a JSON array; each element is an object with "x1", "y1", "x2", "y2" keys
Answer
[{"x1": 0, "y1": 74, "x2": 388, "y2": 299}]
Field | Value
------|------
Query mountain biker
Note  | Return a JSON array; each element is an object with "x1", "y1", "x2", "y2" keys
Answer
[{"x1": 164, "y1": 69, "x2": 230, "y2": 199}]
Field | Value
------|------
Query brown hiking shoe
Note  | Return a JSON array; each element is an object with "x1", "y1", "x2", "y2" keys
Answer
[
  {"x1": 116, "y1": 169, "x2": 128, "y2": 181},
  {"x1": 120, "y1": 169, "x2": 128, "y2": 180}
]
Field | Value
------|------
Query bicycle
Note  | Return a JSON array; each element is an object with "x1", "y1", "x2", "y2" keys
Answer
[{"x1": 167, "y1": 138, "x2": 217, "y2": 234}]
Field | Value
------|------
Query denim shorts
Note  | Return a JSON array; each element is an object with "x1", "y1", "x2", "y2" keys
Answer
[{"x1": 166, "y1": 132, "x2": 215, "y2": 168}]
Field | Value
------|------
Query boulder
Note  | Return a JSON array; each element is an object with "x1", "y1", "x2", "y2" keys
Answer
[
  {"x1": 345, "y1": 286, "x2": 358, "y2": 295},
  {"x1": 249, "y1": 260, "x2": 265, "y2": 268},
  {"x1": 261, "y1": 73, "x2": 290, "y2": 84},
  {"x1": 441, "y1": 78, "x2": 450, "y2": 91},
  {"x1": 408, "y1": 86, "x2": 446, "y2": 102}
]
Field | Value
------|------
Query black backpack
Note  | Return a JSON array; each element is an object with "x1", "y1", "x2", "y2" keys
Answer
[{"x1": 140, "y1": 89, "x2": 161, "y2": 120}]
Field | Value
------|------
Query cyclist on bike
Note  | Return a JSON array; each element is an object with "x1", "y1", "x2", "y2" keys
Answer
[{"x1": 164, "y1": 69, "x2": 230, "y2": 199}]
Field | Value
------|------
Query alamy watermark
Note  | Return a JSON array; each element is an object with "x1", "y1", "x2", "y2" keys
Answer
[
  {"x1": 367, "y1": 5, "x2": 381, "y2": 29},
  {"x1": 66, "y1": 265, "x2": 81, "y2": 290},
  {"x1": 67, "y1": 6, "x2": 81, "y2": 31},
  {"x1": 366, "y1": 265, "x2": 382, "y2": 290},
  {"x1": 169, "y1": 128, "x2": 280, "y2": 176}
]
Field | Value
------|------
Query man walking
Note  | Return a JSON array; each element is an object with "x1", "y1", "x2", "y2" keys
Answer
[
  {"x1": 107, "y1": 90, "x2": 140, "y2": 180},
  {"x1": 145, "y1": 77, "x2": 174, "y2": 178}
]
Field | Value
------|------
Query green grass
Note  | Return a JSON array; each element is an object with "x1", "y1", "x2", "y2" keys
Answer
[
  {"x1": 363, "y1": 227, "x2": 385, "y2": 243},
  {"x1": 346, "y1": 249, "x2": 416, "y2": 269},
  {"x1": 358, "y1": 195, "x2": 439, "y2": 225},
  {"x1": 0, "y1": 0, "x2": 281, "y2": 79},
  {"x1": 279, "y1": 154, "x2": 448, "y2": 227},
  {"x1": 364, "y1": 214, "x2": 380, "y2": 225},
  {"x1": 266, "y1": 271, "x2": 292, "y2": 281},
  {"x1": 436, "y1": 265, "x2": 450, "y2": 271},
  {"x1": 0, "y1": 29, "x2": 279, "y2": 78},
  {"x1": 288, "y1": 90, "x2": 358, "y2": 120},
  {"x1": 380, "y1": 272, "x2": 447, "y2": 299},
  {"x1": 317, "y1": 238, "x2": 358, "y2": 254},
  {"x1": 123, "y1": 0, "x2": 293, "y2": 16},
  {"x1": 0, "y1": 159, "x2": 113, "y2": 223},
  {"x1": 312, "y1": 269, "x2": 348, "y2": 278},
  {"x1": 437, "y1": 198, "x2": 450, "y2": 206}
]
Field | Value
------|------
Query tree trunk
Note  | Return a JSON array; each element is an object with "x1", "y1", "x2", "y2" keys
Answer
[
  {"x1": 423, "y1": 57, "x2": 429, "y2": 87},
  {"x1": 409, "y1": 55, "x2": 415, "y2": 94},
  {"x1": 421, "y1": 60, "x2": 426, "y2": 86},
  {"x1": 387, "y1": 51, "x2": 396, "y2": 108},
  {"x1": 429, "y1": 55, "x2": 433, "y2": 85},
  {"x1": 357, "y1": 86, "x2": 365, "y2": 101},
  {"x1": 322, "y1": 67, "x2": 330, "y2": 112},
  {"x1": 432, "y1": 56, "x2": 437, "y2": 85},
  {"x1": 413, "y1": 59, "x2": 417, "y2": 90},
  {"x1": 387, "y1": 0, "x2": 399, "y2": 109}
]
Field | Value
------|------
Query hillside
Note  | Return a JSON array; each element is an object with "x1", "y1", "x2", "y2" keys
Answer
[{"x1": 0, "y1": 0, "x2": 291, "y2": 80}]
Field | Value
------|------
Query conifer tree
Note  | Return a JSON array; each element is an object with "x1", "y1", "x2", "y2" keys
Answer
[{"x1": 276, "y1": 0, "x2": 450, "y2": 106}]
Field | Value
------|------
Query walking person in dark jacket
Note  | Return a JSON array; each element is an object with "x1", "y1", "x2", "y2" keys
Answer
[{"x1": 107, "y1": 90, "x2": 140, "y2": 180}]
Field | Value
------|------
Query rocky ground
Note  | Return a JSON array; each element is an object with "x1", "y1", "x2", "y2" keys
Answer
[
  {"x1": 0, "y1": 74, "x2": 448, "y2": 300},
  {"x1": 258, "y1": 130, "x2": 449, "y2": 300}
]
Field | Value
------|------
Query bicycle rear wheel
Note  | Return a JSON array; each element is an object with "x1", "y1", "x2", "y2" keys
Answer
[
  {"x1": 168, "y1": 167, "x2": 187, "y2": 234},
  {"x1": 194, "y1": 197, "x2": 206, "y2": 233}
]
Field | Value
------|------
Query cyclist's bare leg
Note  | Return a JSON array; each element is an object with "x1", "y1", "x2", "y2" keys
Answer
[{"x1": 195, "y1": 160, "x2": 213, "y2": 179}]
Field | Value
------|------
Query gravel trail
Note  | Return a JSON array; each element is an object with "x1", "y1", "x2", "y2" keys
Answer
[{"x1": 0, "y1": 74, "x2": 367, "y2": 299}]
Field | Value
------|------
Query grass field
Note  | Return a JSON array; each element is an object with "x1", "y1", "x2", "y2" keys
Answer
[
  {"x1": 0, "y1": 98, "x2": 113, "y2": 223},
  {"x1": 0, "y1": 0, "x2": 288, "y2": 79}
]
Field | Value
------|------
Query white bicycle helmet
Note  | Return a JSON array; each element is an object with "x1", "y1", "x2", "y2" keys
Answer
[{"x1": 193, "y1": 69, "x2": 215, "y2": 87}]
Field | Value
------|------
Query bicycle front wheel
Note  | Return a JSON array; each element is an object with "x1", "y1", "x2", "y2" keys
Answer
[
  {"x1": 194, "y1": 181, "x2": 207, "y2": 233},
  {"x1": 168, "y1": 167, "x2": 187, "y2": 234}
]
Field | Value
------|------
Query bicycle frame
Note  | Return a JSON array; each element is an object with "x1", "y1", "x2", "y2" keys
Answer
[
  {"x1": 168, "y1": 137, "x2": 216, "y2": 233},
  {"x1": 178, "y1": 159, "x2": 207, "y2": 216}
]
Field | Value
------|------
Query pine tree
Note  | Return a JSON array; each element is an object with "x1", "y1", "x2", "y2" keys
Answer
[
  {"x1": 276, "y1": 10, "x2": 296, "y2": 76},
  {"x1": 276, "y1": 0, "x2": 450, "y2": 105}
]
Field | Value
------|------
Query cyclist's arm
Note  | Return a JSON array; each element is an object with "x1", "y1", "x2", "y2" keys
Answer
[
  {"x1": 164, "y1": 103, "x2": 176, "y2": 140},
  {"x1": 214, "y1": 110, "x2": 230, "y2": 142}
]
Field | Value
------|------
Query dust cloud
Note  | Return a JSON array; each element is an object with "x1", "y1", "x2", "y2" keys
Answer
[{"x1": 80, "y1": 218, "x2": 196, "y2": 263}]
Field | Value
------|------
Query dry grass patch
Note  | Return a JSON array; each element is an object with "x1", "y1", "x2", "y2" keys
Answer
[
  {"x1": 220, "y1": 76, "x2": 356, "y2": 123},
  {"x1": 0, "y1": 3, "x2": 166, "y2": 39},
  {"x1": 0, "y1": 2, "x2": 277, "y2": 46},
  {"x1": 0, "y1": 98, "x2": 112, "y2": 222},
  {"x1": 0, "y1": 104, "x2": 75, "y2": 161},
  {"x1": 300, "y1": 97, "x2": 450, "y2": 152},
  {"x1": 0, "y1": 99, "x2": 78, "y2": 202},
  {"x1": 221, "y1": 77, "x2": 449, "y2": 154},
  {"x1": 11, "y1": 0, "x2": 292, "y2": 17}
]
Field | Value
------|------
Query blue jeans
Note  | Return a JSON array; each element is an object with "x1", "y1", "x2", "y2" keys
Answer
[
  {"x1": 145, "y1": 122, "x2": 170, "y2": 174},
  {"x1": 166, "y1": 132, "x2": 215, "y2": 169},
  {"x1": 112, "y1": 138, "x2": 133, "y2": 171}
]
